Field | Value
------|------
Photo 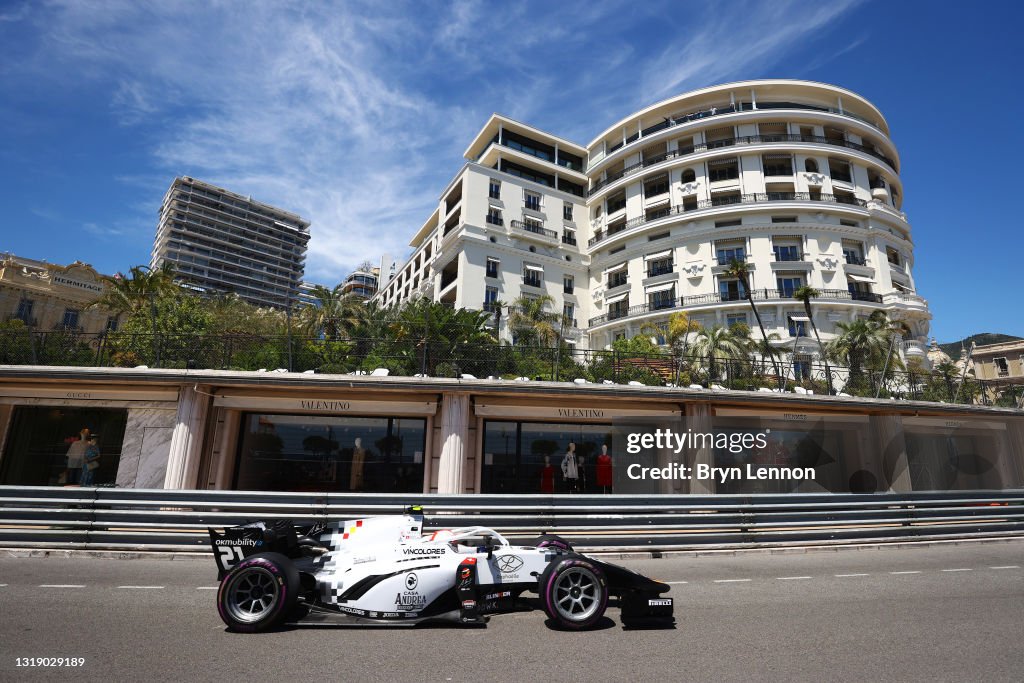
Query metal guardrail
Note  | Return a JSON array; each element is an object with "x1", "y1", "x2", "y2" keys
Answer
[{"x1": 1, "y1": 486, "x2": 1022, "y2": 553}]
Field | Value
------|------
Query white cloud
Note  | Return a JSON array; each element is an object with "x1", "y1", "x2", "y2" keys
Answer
[{"x1": 11, "y1": 0, "x2": 866, "y2": 284}]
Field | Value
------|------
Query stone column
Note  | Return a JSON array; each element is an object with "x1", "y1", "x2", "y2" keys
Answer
[
  {"x1": 686, "y1": 401, "x2": 714, "y2": 494},
  {"x1": 0, "y1": 404, "x2": 13, "y2": 465},
  {"x1": 876, "y1": 414, "x2": 912, "y2": 492},
  {"x1": 1000, "y1": 418, "x2": 1024, "y2": 489},
  {"x1": 163, "y1": 384, "x2": 212, "y2": 490},
  {"x1": 436, "y1": 392, "x2": 470, "y2": 494}
]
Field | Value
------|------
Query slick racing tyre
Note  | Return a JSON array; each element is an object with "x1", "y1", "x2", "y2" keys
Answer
[
  {"x1": 217, "y1": 552, "x2": 299, "y2": 632},
  {"x1": 539, "y1": 558, "x2": 608, "y2": 630},
  {"x1": 532, "y1": 533, "x2": 574, "y2": 552}
]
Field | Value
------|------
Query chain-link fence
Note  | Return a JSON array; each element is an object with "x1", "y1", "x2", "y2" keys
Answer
[{"x1": 1, "y1": 325, "x2": 1022, "y2": 408}]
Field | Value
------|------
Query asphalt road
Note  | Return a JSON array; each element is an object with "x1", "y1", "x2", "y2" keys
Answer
[{"x1": 0, "y1": 541, "x2": 1022, "y2": 683}]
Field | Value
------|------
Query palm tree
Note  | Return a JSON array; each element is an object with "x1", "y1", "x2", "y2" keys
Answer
[
  {"x1": 827, "y1": 312, "x2": 890, "y2": 389},
  {"x1": 666, "y1": 311, "x2": 701, "y2": 384},
  {"x1": 723, "y1": 259, "x2": 781, "y2": 379},
  {"x1": 92, "y1": 263, "x2": 177, "y2": 316},
  {"x1": 690, "y1": 324, "x2": 750, "y2": 382},
  {"x1": 507, "y1": 295, "x2": 558, "y2": 346},
  {"x1": 793, "y1": 285, "x2": 833, "y2": 393},
  {"x1": 299, "y1": 284, "x2": 362, "y2": 339}
]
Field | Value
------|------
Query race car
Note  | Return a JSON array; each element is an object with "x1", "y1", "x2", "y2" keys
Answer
[{"x1": 209, "y1": 507, "x2": 673, "y2": 632}]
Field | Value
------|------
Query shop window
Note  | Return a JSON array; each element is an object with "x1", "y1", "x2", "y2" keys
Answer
[
  {"x1": 234, "y1": 414, "x2": 426, "y2": 493},
  {"x1": 481, "y1": 421, "x2": 612, "y2": 494},
  {"x1": 0, "y1": 406, "x2": 127, "y2": 486}
]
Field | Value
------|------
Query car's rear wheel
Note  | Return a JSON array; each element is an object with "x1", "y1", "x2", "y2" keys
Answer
[
  {"x1": 539, "y1": 558, "x2": 607, "y2": 630},
  {"x1": 217, "y1": 552, "x2": 299, "y2": 632}
]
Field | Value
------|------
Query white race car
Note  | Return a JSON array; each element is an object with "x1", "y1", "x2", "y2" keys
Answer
[{"x1": 209, "y1": 507, "x2": 673, "y2": 632}]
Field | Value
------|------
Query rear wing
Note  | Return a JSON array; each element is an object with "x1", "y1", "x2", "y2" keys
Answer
[{"x1": 208, "y1": 520, "x2": 299, "y2": 579}]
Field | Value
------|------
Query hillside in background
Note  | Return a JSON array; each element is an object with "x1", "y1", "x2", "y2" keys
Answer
[{"x1": 938, "y1": 333, "x2": 1023, "y2": 358}]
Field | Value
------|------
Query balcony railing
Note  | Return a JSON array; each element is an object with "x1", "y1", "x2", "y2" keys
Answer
[
  {"x1": 588, "y1": 288, "x2": 884, "y2": 327},
  {"x1": 772, "y1": 251, "x2": 804, "y2": 262},
  {"x1": 647, "y1": 263, "x2": 674, "y2": 277},
  {"x1": 511, "y1": 220, "x2": 557, "y2": 239},
  {"x1": 607, "y1": 273, "x2": 628, "y2": 289},
  {"x1": 485, "y1": 214, "x2": 504, "y2": 226},
  {"x1": 589, "y1": 132, "x2": 896, "y2": 196},
  {"x1": 522, "y1": 276, "x2": 543, "y2": 289},
  {"x1": 562, "y1": 234, "x2": 578, "y2": 246},
  {"x1": 588, "y1": 192, "x2": 868, "y2": 246},
  {"x1": 844, "y1": 253, "x2": 867, "y2": 266}
]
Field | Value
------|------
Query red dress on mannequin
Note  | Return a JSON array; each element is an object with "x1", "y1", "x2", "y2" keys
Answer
[
  {"x1": 596, "y1": 453, "x2": 613, "y2": 488},
  {"x1": 540, "y1": 464, "x2": 555, "y2": 493}
]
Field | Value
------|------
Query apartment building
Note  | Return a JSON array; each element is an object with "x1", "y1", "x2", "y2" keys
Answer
[
  {"x1": 151, "y1": 177, "x2": 310, "y2": 310},
  {"x1": 374, "y1": 80, "x2": 932, "y2": 358}
]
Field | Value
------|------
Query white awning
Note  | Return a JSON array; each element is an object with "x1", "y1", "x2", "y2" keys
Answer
[
  {"x1": 603, "y1": 262, "x2": 627, "y2": 274},
  {"x1": 846, "y1": 274, "x2": 874, "y2": 283},
  {"x1": 605, "y1": 292, "x2": 629, "y2": 304},
  {"x1": 524, "y1": 264, "x2": 544, "y2": 273},
  {"x1": 892, "y1": 281, "x2": 909, "y2": 292},
  {"x1": 644, "y1": 249, "x2": 672, "y2": 261},
  {"x1": 645, "y1": 282, "x2": 676, "y2": 294},
  {"x1": 789, "y1": 315, "x2": 810, "y2": 322}
]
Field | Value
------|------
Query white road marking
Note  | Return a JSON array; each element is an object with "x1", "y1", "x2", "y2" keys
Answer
[
  {"x1": 990, "y1": 565, "x2": 1020, "y2": 569},
  {"x1": 39, "y1": 584, "x2": 85, "y2": 588},
  {"x1": 666, "y1": 581, "x2": 688, "y2": 584},
  {"x1": 117, "y1": 585, "x2": 165, "y2": 589},
  {"x1": 890, "y1": 571, "x2": 921, "y2": 575},
  {"x1": 777, "y1": 576, "x2": 812, "y2": 580},
  {"x1": 713, "y1": 579, "x2": 752, "y2": 583},
  {"x1": 835, "y1": 573, "x2": 869, "y2": 577},
  {"x1": 0, "y1": 583, "x2": 7, "y2": 587},
  {"x1": 940, "y1": 569, "x2": 971, "y2": 573},
  {"x1": 196, "y1": 586, "x2": 219, "y2": 590}
]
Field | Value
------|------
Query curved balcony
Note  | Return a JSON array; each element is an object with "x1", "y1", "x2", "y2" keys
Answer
[
  {"x1": 588, "y1": 288, "x2": 884, "y2": 327},
  {"x1": 588, "y1": 193, "x2": 868, "y2": 247},
  {"x1": 589, "y1": 133, "x2": 896, "y2": 197}
]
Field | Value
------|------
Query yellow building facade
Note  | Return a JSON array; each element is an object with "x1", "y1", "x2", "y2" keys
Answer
[{"x1": 0, "y1": 254, "x2": 118, "y2": 333}]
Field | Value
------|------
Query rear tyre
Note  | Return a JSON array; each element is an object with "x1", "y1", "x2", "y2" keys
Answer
[
  {"x1": 538, "y1": 558, "x2": 608, "y2": 630},
  {"x1": 217, "y1": 552, "x2": 299, "y2": 632},
  {"x1": 532, "y1": 533, "x2": 574, "y2": 552}
]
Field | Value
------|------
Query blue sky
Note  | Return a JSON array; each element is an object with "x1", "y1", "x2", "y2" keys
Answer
[{"x1": 0, "y1": 0, "x2": 1021, "y2": 343}]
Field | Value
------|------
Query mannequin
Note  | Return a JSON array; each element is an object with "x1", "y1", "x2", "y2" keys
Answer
[
  {"x1": 349, "y1": 437, "x2": 366, "y2": 491},
  {"x1": 540, "y1": 455, "x2": 555, "y2": 494},
  {"x1": 561, "y1": 442, "x2": 579, "y2": 493},
  {"x1": 596, "y1": 444, "x2": 613, "y2": 494},
  {"x1": 64, "y1": 427, "x2": 90, "y2": 485},
  {"x1": 81, "y1": 434, "x2": 101, "y2": 486}
]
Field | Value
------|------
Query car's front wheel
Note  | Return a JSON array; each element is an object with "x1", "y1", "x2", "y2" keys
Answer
[
  {"x1": 217, "y1": 552, "x2": 299, "y2": 632},
  {"x1": 539, "y1": 558, "x2": 608, "y2": 630}
]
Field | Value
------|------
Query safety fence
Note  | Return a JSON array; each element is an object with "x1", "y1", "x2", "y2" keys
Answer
[{"x1": 1, "y1": 486, "x2": 1022, "y2": 553}]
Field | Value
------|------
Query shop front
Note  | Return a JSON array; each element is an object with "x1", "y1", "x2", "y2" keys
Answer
[
  {"x1": 208, "y1": 392, "x2": 438, "y2": 493},
  {"x1": 235, "y1": 414, "x2": 427, "y2": 493},
  {"x1": 0, "y1": 384, "x2": 180, "y2": 488},
  {"x1": 475, "y1": 400, "x2": 683, "y2": 494}
]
